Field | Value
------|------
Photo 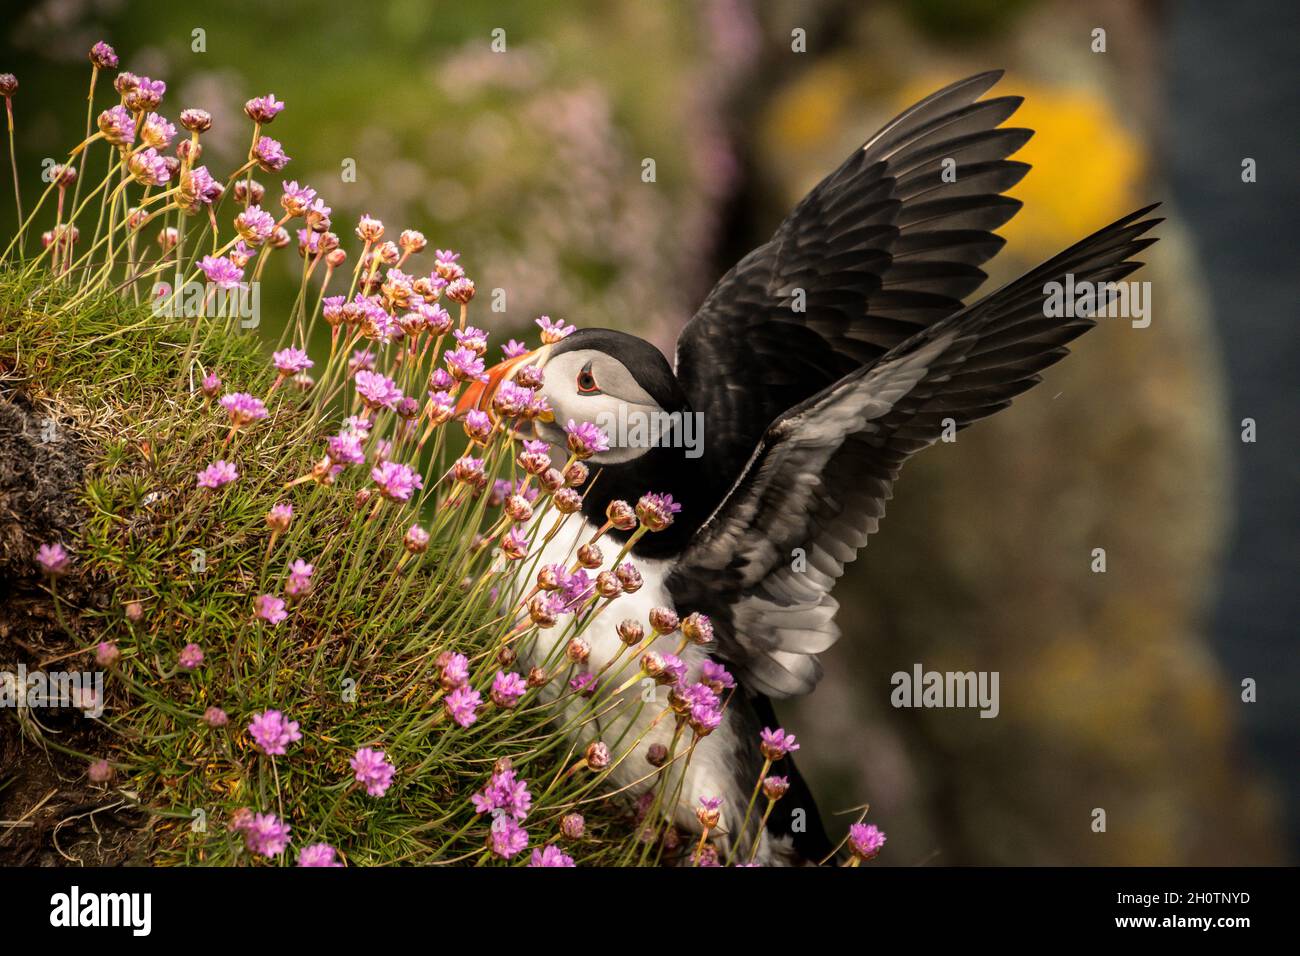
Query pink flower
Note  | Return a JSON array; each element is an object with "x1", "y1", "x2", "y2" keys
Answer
[
  {"x1": 178, "y1": 643, "x2": 204, "y2": 670},
  {"x1": 244, "y1": 94, "x2": 285, "y2": 124},
  {"x1": 297, "y1": 843, "x2": 342, "y2": 867},
  {"x1": 354, "y1": 370, "x2": 403, "y2": 411},
  {"x1": 489, "y1": 816, "x2": 528, "y2": 860},
  {"x1": 196, "y1": 460, "x2": 238, "y2": 489},
  {"x1": 247, "y1": 709, "x2": 302, "y2": 755},
  {"x1": 198, "y1": 255, "x2": 243, "y2": 290},
  {"x1": 536, "y1": 315, "x2": 575, "y2": 343},
  {"x1": 243, "y1": 812, "x2": 291, "y2": 857},
  {"x1": 350, "y1": 747, "x2": 396, "y2": 797},
  {"x1": 371, "y1": 461, "x2": 423, "y2": 503},
  {"x1": 285, "y1": 559, "x2": 314, "y2": 598},
  {"x1": 255, "y1": 593, "x2": 288, "y2": 625},
  {"x1": 529, "y1": 845, "x2": 575, "y2": 867},
  {"x1": 490, "y1": 671, "x2": 527, "y2": 709},
  {"x1": 36, "y1": 542, "x2": 70, "y2": 575},
  {"x1": 848, "y1": 823, "x2": 887, "y2": 862},
  {"x1": 444, "y1": 685, "x2": 481, "y2": 728},
  {"x1": 220, "y1": 392, "x2": 268, "y2": 427}
]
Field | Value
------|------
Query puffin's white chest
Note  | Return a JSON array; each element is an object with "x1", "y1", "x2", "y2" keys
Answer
[{"x1": 517, "y1": 513, "x2": 748, "y2": 844}]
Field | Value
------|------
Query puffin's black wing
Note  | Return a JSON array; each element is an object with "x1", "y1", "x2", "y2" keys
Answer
[
  {"x1": 667, "y1": 205, "x2": 1162, "y2": 697},
  {"x1": 675, "y1": 71, "x2": 1031, "y2": 495}
]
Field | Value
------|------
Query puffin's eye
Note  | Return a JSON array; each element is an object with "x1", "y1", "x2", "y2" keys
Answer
[{"x1": 576, "y1": 362, "x2": 601, "y2": 395}]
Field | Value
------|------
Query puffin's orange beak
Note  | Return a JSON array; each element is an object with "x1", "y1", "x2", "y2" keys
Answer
[{"x1": 455, "y1": 345, "x2": 552, "y2": 419}]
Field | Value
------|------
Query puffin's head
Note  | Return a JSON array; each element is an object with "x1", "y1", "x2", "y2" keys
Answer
[{"x1": 457, "y1": 327, "x2": 688, "y2": 465}]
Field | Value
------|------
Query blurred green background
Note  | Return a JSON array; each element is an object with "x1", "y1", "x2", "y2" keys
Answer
[{"x1": 4, "y1": 0, "x2": 1295, "y2": 864}]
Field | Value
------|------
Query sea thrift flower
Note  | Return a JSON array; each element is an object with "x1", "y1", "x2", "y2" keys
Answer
[
  {"x1": 529, "y1": 845, "x2": 575, "y2": 867},
  {"x1": 700, "y1": 660, "x2": 735, "y2": 691},
  {"x1": 585, "y1": 742, "x2": 611, "y2": 771},
  {"x1": 681, "y1": 612, "x2": 713, "y2": 645},
  {"x1": 127, "y1": 147, "x2": 171, "y2": 186},
  {"x1": 762, "y1": 775, "x2": 790, "y2": 800},
  {"x1": 204, "y1": 707, "x2": 229, "y2": 728},
  {"x1": 179, "y1": 107, "x2": 211, "y2": 132},
  {"x1": 96, "y1": 642, "x2": 119, "y2": 667},
  {"x1": 489, "y1": 816, "x2": 528, "y2": 859},
  {"x1": 500, "y1": 526, "x2": 530, "y2": 560},
  {"x1": 356, "y1": 215, "x2": 384, "y2": 242},
  {"x1": 89, "y1": 41, "x2": 119, "y2": 70},
  {"x1": 444, "y1": 685, "x2": 481, "y2": 728},
  {"x1": 247, "y1": 709, "x2": 302, "y2": 755},
  {"x1": 606, "y1": 500, "x2": 637, "y2": 531},
  {"x1": 502, "y1": 339, "x2": 528, "y2": 359},
  {"x1": 536, "y1": 315, "x2": 575, "y2": 343},
  {"x1": 125, "y1": 76, "x2": 165, "y2": 111},
  {"x1": 490, "y1": 671, "x2": 527, "y2": 709},
  {"x1": 36, "y1": 542, "x2": 70, "y2": 575},
  {"x1": 848, "y1": 823, "x2": 887, "y2": 862},
  {"x1": 444, "y1": 347, "x2": 485, "y2": 382},
  {"x1": 472, "y1": 765, "x2": 532, "y2": 821},
  {"x1": 569, "y1": 673, "x2": 596, "y2": 697},
  {"x1": 255, "y1": 593, "x2": 288, "y2": 625},
  {"x1": 235, "y1": 204, "x2": 276, "y2": 245},
  {"x1": 560, "y1": 813, "x2": 585, "y2": 840},
  {"x1": 648, "y1": 607, "x2": 679, "y2": 635},
  {"x1": 404, "y1": 524, "x2": 430, "y2": 554},
  {"x1": 371, "y1": 461, "x2": 423, "y2": 503},
  {"x1": 196, "y1": 460, "x2": 238, "y2": 489},
  {"x1": 220, "y1": 392, "x2": 268, "y2": 427},
  {"x1": 271, "y1": 347, "x2": 313, "y2": 378},
  {"x1": 244, "y1": 94, "x2": 285, "y2": 124},
  {"x1": 696, "y1": 796, "x2": 723, "y2": 829},
  {"x1": 253, "y1": 136, "x2": 290, "y2": 172},
  {"x1": 438, "y1": 652, "x2": 470, "y2": 690},
  {"x1": 636, "y1": 492, "x2": 681, "y2": 532},
  {"x1": 616, "y1": 562, "x2": 643, "y2": 593},
  {"x1": 565, "y1": 420, "x2": 609, "y2": 459},
  {"x1": 463, "y1": 409, "x2": 493, "y2": 443},
  {"x1": 140, "y1": 112, "x2": 175, "y2": 149},
  {"x1": 452, "y1": 456, "x2": 485, "y2": 485},
  {"x1": 244, "y1": 812, "x2": 291, "y2": 857},
  {"x1": 297, "y1": 843, "x2": 342, "y2": 867},
  {"x1": 517, "y1": 440, "x2": 551, "y2": 475},
  {"x1": 354, "y1": 370, "x2": 403, "y2": 411},
  {"x1": 350, "y1": 747, "x2": 396, "y2": 797},
  {"x1": 453, "y1": 325, "x2": 488, "y2": 355},
  {"x1": 198, "y1": 255, "x2": 244, "y2": 290},
  {"x1": 178, "y1": 643, "x2": 204, "y2": 670},
  {"x1": 327, "y1": 430, "x2": 365, "y2": 467},
  {"x1": 445, "y1": 277, "x2": 475, "y2": 304},
  {"x1": 280, "y1": 180, "x2": 317, "y2": 217},
  {"x1": 88, "y1": 759, "x2": 113, "y2": 784},
  {"x1": 285, "y1": 559, "x2": 314, "y2": 598},
  {"x1": 97, "y1": 105, "x2": 135, "y2": 146},
  {"x1": 759, "y1": 727, "x2": 800, "y2": 761},
  {"x1": 266, "y1": 502, "x2": 293, "y2": 532}
]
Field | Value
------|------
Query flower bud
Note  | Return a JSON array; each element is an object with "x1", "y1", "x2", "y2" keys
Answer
[
  {"x1": 565, "y1": 637, "x2": 590, "y2": 664},
  {"x1": 681, "y1": 612, "x2": 713, "y2": 646},
  {"x1": 526, "y1": 665, "x2": 549, "y2": 688},
  {"x1": 646, "y1": 743, "x2": 668, "y2": 767},
  {"x1": 605, "y1": 499, "x2": 637, "y2": 531},
  {"x1": 565, "y1": 461, "x2": 588, "y2": 487},
  {"x1": 648, "y1": 607, "x2": 679, "y2": 635},
  {"x1": 584, "y1": 742, "x2": 610, "y2": 771},
  {"x1": 553, "y1": 487, "x2": 582, "y2": 514},
  {"x1": 560, "y1": 813, "x2": 585, "y2": 840},
  {"x1": 616, "y1": 563, "x2": 643, "y2": 593},
  {"x1": 576, "y1": 543, "x2": 603, "y2": 570},
  {"x1": 595, "y1": 570, "x2": 622, "y2": 599},
  {"x1": 616, "y1": 619, "x2": 644, "y2": 646}
]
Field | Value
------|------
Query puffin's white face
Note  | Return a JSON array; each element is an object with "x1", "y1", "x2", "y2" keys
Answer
[{"x1": 538, "y1": 348, "x2": 668, "y2": 465}]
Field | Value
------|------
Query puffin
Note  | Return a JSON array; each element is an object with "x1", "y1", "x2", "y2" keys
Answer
[{"x1": 458, "y1": 71, "x2": 1160, "y2": 864}]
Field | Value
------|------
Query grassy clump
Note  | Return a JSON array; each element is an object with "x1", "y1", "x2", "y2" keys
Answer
[{"x1": 0, "y1": 268, "x2": 663, "y2": 866}]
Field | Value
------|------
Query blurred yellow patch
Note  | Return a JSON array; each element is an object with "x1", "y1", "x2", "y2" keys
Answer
[
  {"x1": 765, "y1": 61, "x2": 859, "y2": 153},
  {"x1": 897, "y1": 74, "x2": 1145, "y2": 254}
]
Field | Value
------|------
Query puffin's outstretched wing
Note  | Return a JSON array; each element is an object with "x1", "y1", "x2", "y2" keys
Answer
[
  {"x1": 675, "y1": 71, "x2": 1031, "y2": 496},
  {"x1": 666, "y1": 205, "x2": 1162, "y2": 698}
]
